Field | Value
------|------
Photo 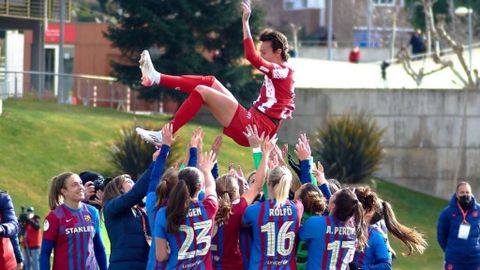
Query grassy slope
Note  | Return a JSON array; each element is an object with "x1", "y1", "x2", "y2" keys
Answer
[
  {"x1": 0, "y1": 100, "x2": 254, "y2": 219},
  {"x1": 0, "y1": 100, "x2": 446, "y2": 268},
  {"x1": 374, "y1": 179, "x2": 446, "y2": 269}
]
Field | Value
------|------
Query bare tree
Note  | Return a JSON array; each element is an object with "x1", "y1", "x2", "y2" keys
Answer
[{"x1": 397, "y1": 0, "x2": 478, "y2": 89}]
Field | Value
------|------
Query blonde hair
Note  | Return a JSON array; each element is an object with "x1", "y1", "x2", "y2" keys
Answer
[
  {"x1": 48, "y1": 172, "x2": 75, "y2": 210},
  {"x1": 269, "y1": 166, "x2": 292, "y2": 207},
  {"x1": 215, "y1": 175, "x2": 239, "y2": 225}
]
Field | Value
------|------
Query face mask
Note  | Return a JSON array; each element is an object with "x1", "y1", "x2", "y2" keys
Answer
[{"x1": 459, "y1": 195, "x2": 472, "y2": 206}]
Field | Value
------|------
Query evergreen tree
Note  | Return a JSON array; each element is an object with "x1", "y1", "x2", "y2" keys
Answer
[{"x1": 104, "y1": 0, "x2": 265, "y2": 106}]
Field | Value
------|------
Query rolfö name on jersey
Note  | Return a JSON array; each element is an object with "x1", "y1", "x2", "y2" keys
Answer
[
  {"x1": 269, "y1": 206, "x2": 293, "y2": 216},
  {"x1": 65, "y1": 225, "x2": 95, "y2": 235},
  {"x1": 186, "y1": 207, "x2": 202, "y2": 217},
  {"x1": 326, "y1": 226, "x2": 355, "y2": 236}
]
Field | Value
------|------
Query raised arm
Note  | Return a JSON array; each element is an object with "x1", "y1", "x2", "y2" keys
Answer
[
  {"x1": 241, "y1": 0, "x2": 274, "y2": 74},
  {"x1": 295, "y1": 134, "x2": 316, "y2": 185},
  {"x1": 243, "y1": 135, "x2": 277, "y2": 204},
  {"x1": 148, "y1": 124, "x2": 175, "y2": 193},
  {"x1": 199, "y1": 151, "x2": 217, "y2": 199}
]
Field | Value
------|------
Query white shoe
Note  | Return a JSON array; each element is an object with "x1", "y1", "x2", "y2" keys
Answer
[
  {"x1": 136, "y1": 127, "x2": 163, "y2": 145},
  {"x1": 139, "y1": 50, "x2": 160, "y2": 87}
]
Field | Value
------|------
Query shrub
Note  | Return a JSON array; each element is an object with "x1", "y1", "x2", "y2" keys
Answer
[
  {"x1": 311, "y1": 114, "x2": 385, "y2": 184},
  {"x1": 109, "y1": 123, "x2": 183, "y2": 179}
]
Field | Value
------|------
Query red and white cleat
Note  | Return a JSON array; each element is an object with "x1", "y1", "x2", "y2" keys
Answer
[{"x1": 139, "y1": 50, "x2": 160, "y2": 87}]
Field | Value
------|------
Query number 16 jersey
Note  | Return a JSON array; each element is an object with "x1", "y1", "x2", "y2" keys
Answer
[
  {"x1": 243, "y1": 199, "x2": 303, "y2": 270},
  {"x1": 153, "y1": 195, "x2": 218, "y2": 270}
]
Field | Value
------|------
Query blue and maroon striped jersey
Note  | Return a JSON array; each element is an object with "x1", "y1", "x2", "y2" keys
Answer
[
  {"x1": 42, "y1": 203, "x2": 100, "y2": 270},
  {"x1": 153, "y1": 195, "x2": 218, "y2": 270},
  {"x1": 243, "y1": 199, "x2": 303, "y2": 269},
  {"x1": 211, "y1": 197, "x2": 248, "y2": 270},
  {"x1": 298, "y1": 215, "x2": 356, "y2": 270}
]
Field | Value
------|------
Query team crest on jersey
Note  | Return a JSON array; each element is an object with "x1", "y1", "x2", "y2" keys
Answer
[
  {"x1": 43, "y1": 220, "x2": 50, "y2": 231},
  {"x1": 246, "y1": 112, "x2": 252, "y2": 119},
  {"x1": 447, "y1": 263, "x2": 453, "y2": 270},
  {"x1": 473, "y1": 211, "x2": 478, "y2": 217},
  {"x1": 84, "y1": 214, "x2": 92, "y2": 223}
]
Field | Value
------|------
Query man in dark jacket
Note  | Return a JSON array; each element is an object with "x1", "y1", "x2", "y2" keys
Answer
[
  {"x1": 1, "y1": 190, "x2": 19, "y2": 270},
  {"x1": 437, "y1": 181, "x2": 480, "y2": 270}
]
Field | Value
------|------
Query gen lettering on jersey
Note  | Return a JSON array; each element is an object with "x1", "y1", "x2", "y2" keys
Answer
[
  {"x1": 65, "y1": 225, "x2": 95, "y2": 235},
  {"x1": 269, "y1": 206, "x2": 293, "y2": 216},
  {"x1": 186, "y1": 207, "x2": 202, "y2": 218},
  {"x1": 326, "y1": 226, "x2": 355, "y2": 236}
]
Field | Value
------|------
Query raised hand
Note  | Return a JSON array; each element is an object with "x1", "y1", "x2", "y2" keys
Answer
[
  {"x1": 198, "y1": 150, "x2": 217, "y2": 173},
  {"x1": 190, "y1": 127, "x2": 204, "y2": 148},
  {"x1": 262, "y1": 135, "x2": 278, "y2": 154},
  {"x1": 243, "y1": 124, "x2": 265, "y2": 148},
  {"x1": 241, "y1": 0, "x2": 251, "y2": 22},
  {"x1": 294, "y1": 134, "x2": 311, "y2": 161},
  {"x1": 161, "y1": 124, "x2": 176, "y2": 146},
  {"x1": 312, "y1": 161, "x2": 327, "y2": 185},
  {"x1": 211, "y1": 135, "x2": 223, "y2": 156}
]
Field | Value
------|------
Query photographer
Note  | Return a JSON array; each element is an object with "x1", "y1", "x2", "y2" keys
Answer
[
  {"x1": 19, "y1": 207, "x2": 40, "y2": 270},
  {"x1": 79, "y1": 171, "x2": 108, "y2": 210}
]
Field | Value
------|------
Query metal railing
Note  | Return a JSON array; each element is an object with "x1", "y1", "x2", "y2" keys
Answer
[
  {"x1": 0, "y1": 0, "x2": 72, "y2": 21},
  {"x1": 0, "y1": 70, "x2": 132, "y2": 111}
]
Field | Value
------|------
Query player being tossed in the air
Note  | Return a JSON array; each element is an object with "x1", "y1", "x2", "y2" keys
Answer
[{"x1": 136, "y1": 0, "x2": 295, "y2": 147}]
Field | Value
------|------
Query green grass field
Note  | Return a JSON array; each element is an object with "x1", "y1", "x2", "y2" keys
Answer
[{"x1": 0, "y1": 100, "x2": 446, "y2": 269}]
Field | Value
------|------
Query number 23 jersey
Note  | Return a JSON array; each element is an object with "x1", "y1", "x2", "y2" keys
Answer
[
  {"x1": 153, "y1": 195, "x2": 218, "y2": 270},
  {"x1": 243, "y1": 199, "x2": 303, "y2": 270}
]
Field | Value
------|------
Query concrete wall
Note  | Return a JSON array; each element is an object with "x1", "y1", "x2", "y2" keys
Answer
[
  {"x1": 279, "y1": 88, "x2": 480, "y2": 200},
  {"x1": 196, "y1": 88, "x2": 480, "y2": 199}
]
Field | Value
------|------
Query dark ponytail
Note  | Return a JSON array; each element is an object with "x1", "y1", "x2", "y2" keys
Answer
[
  {"x1": 155, "y1": 168, "x2": 178, "y2": 210},
  {"x1": 166, "y1": 167, "x2": 201, "y2": 233},
  {"x1": 382, "y1": 201, "x2": 427, "y2": 255},
  {"x1": 333, "y1": 189, "x2": 368, "y2": 251}
]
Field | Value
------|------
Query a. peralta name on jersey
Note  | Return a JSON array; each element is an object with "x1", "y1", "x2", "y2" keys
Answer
[
  {"x1": 326, "y1": 226, "x2": 355, "y2": 235},
  {"x1": 186, "y1": 207, "x2": 202, "y2": 217},
  {"x1": 269, "y1": 206, "x2": 293, "y2": 216},
  {"x1": 65, "y1": 226, "x2": 95, "y2": 235}
]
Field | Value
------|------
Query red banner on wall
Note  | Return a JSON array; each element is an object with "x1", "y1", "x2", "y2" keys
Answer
[{"x1": 45, "y1": 23, "x2": 76, "y2": 44}]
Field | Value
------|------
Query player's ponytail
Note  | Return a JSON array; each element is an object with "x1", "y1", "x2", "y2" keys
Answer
[
  {"x1": 48, "y1": 172, "x2": 74, "y2": 210},
  {"x1": 155, "y1": 168, "x2": 178, "y2": 210},
  {"x1": 166, "y1": 167, "x2": 202, "y2": 233},
  {"x1": 333, "y1": 188, "x2": 368, "y2": 251},
  {"x1": 215, "y1": 175, "x2": 238, "y2": 225},
  {"x1": 382, "y1": 200, "x2": 427, "y2": 255},
  {"x1": 269, "y1": 166, "x2": 292, "y2": 207}
]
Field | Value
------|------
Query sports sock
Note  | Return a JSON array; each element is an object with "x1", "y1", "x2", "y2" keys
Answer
[
  {"x1": 170, "y1": 90, "x2": 204, "y2": 133},
  {"x1": 159, "y1": 75, "x2": 215, "y2": 94}
]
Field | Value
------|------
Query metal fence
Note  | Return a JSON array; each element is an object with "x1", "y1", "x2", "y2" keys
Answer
[{"x1": 0, "y1": 70, "x2": 132, "y2": 111}]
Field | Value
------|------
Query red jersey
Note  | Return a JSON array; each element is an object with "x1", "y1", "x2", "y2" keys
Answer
[
  {"x1": 211, "y1": 197, "x2": 249, "y2": 269},
  {"x1": 244, "y1": 38, "x2": 295, "y2": 120},
  {"x1": 23, "y1": 216, "x2": 42, "y2": 249}
]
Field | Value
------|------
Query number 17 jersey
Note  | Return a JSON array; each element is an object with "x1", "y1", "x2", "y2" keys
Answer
[
  {"x1": 243, "y1": 199, "x2": 303, "y2": 270},
  {"x1": 298, "y1": 216, "x2": 356, "y2": 270}
]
